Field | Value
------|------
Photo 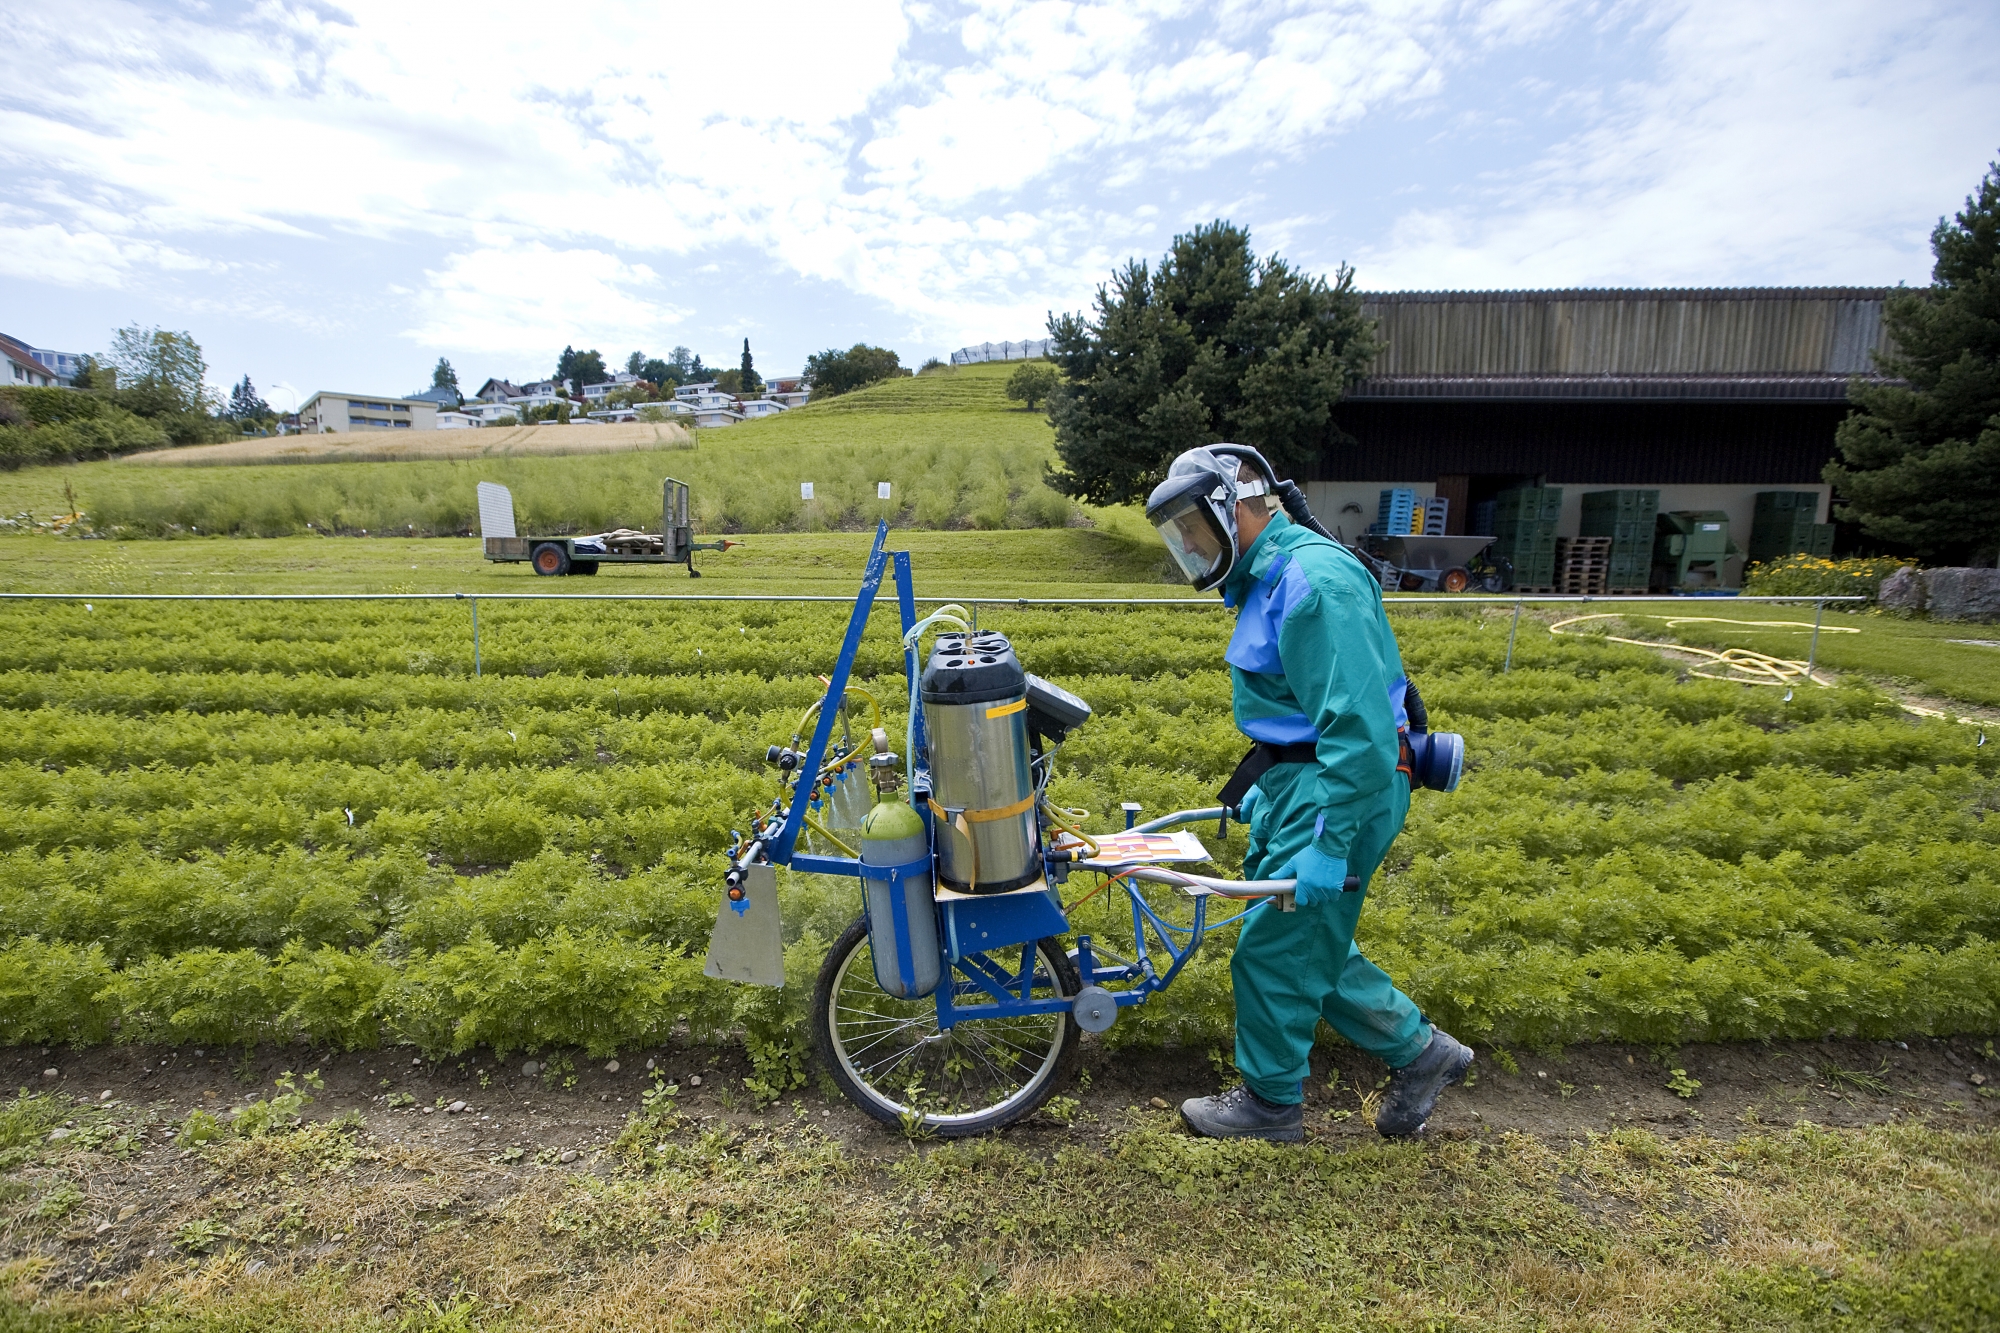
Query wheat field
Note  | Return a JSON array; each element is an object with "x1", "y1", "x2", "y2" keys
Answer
[{"x1": 123, "y1": 420, "x2": 693, "y2": 467}]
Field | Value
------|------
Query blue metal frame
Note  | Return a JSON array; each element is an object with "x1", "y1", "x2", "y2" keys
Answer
[{"x1": 750, "y1": 524, "x2": 1253, "y2": 1030}]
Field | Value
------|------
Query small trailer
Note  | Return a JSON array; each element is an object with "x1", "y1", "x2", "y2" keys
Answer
[{"x1": 477, "y1": 478, "x2": 736, "y2": 577}]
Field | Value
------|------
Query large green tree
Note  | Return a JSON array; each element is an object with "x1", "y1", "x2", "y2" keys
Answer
[
  {"x1": 101, "y1": 325, "x2": 229, "y2": 445},
  {"x1": 1827, "y1": 157, "x2": 2000, "y2": 564},
  {"x1": 1043, "y1": 221, "x2": 1379, "y2": 506},
  {"x1": 803, "y1": 344, "x2": 907, "y2": 398},
  {"x1": 106, "y1": 325, "x2": 212, "y2": 417},
  {"x1": 555, "y1": 345, "x2": 609, "y2": 390}
]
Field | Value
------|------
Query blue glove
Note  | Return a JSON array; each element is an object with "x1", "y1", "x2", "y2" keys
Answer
[
  {"x1": 1273, "y1": 846, "x2": 1349, "y2": 908},
  {"x1": 1233, "y1": 785, "x2": 1262, "y2": 825}
]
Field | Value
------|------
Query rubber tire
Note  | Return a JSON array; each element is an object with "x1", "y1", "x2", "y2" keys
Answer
[
  {"x1": 530, "y1": 543, "x2": 570, "y2": 577},
  {"x1": 812, "y1": 916, "x2": 1081, "y2": 1137},
  {"x1": 1440, "y1": 566, "x2": 1471, "y2": 594},
  {"x1": 571, "y1": 561, "x2": 600, "y2": 576}
]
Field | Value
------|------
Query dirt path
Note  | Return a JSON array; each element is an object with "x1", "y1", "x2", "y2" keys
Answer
[{"x1": 7, "y1": 1033, "x2": 1995, "y2": 1297}]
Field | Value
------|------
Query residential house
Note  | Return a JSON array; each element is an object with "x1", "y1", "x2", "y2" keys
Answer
[
  {"x1": 736, "y1": 398, "x2": 788, "y2": 420},
  {"x1": 295, "y1": 391, "x2": 439, "y2": 432},
  {"x1": 588, "y1": 401, "x2": 693, "y2": 424},
  {"x1": 410, "y1": 385, "x2": 461, "y2": 410},
  {"x1": 673, "y1": 380, "x2": 719, "y2": 400},
  {"x1": 1, "y1": 335, "x2": 60, "y2": 388},
  {"x1": 463, "y1": 402, "x2": 522, "y2": 425},
  {"x1": 676, "y1": 387, "x2": 736, "y2": 412},
  {"x1": 436, "y1": 410, "x2": 481, "y2": 429},
  {"x1": 764, "y1": 375, "x2": 810, "y2": 408},
  {"x1": 473, "y1": 378, "x2": 523, "y2": 404},
  {"x1": 30, "y1": 347, "x2": 86, "y2": 383},
  {"x1": 581, "y1": 373, "x2": 644, "y2": 403},
  {"x1": 691, "y1": 405, "x2": 746, "y2": 428}
]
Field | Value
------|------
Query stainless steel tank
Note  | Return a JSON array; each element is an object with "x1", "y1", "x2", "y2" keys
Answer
[{"x1": 921, "y1": 632, "x2": 1040, "y2": 893}]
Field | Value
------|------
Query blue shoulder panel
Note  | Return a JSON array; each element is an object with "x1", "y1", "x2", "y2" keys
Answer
[{"x1": 1224, "y1": 555, "x2": 1315, "y2": 675}]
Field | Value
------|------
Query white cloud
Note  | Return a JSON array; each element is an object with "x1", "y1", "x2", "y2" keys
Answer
[
  {"x1": 407, "y1": 243, "x2": 689, "y2": 355},
  {"x1": 0, "y1": 0, "x2": 1992, "y2": 356},
  {"x1": 1358, "y1": 0, "x2": 2000, "y2": 288},
  {"x1": 0, "y1": 222, "x2": 225, "y2": 288}
]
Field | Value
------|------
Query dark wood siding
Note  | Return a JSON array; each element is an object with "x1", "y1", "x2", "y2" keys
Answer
[{"x1": 1317, "y1": 400, "x2": 1848, "y2": 485}]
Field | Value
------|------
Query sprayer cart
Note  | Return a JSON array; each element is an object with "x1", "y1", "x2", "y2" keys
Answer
[{"x1": 702, "y1": 525, "x2": 1311, "y2": 1136}]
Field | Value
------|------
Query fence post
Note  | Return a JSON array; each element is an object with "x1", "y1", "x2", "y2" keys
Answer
[
  {"x1": 1806, "y1": 597, "x2": 1824, "y2": 681},
  {"x1": 1504, "y1": 599, "x2": 1523, "y2": 673},
  {"x1": 468, "y1": 595, "x2": 481, "y2": 677}
]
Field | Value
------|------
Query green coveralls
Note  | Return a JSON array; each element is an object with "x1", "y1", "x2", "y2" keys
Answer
[{"x1": 1221, "y1": 513, "x2": 1429, "y2": 1104}]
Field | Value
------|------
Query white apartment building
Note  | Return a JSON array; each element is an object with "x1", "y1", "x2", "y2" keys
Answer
[{"x1": 296, "y1": 392, "x2": 439, "y2": 432}]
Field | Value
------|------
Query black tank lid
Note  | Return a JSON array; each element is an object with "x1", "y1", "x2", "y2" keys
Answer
[{"x1": 921, "y1": 632, "x2": 1026, "y2": 706}]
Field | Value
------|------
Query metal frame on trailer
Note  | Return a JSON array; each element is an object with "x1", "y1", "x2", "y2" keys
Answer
[{"x1": 719, "y1": 523, "x2": 1306, "y2": 1038}]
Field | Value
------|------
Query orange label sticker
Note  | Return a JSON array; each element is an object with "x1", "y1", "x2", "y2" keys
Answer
[{"x1": 985, "y1": 699, "x2": 1027, "y2": 719}]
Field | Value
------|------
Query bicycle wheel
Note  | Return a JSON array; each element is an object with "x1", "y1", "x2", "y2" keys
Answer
[{"x1": 812, "y1": 916, "x2": 1080, "y2": 1136}]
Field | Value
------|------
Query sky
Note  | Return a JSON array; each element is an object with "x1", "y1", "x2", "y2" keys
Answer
[{"x1": 1, "y1": 0, "x2": 1995, "y2": 410}]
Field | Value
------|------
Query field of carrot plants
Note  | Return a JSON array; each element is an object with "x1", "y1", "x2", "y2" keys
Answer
[{"x1": 0, "y1": 593, "x2": 1995, "y2": 1088}]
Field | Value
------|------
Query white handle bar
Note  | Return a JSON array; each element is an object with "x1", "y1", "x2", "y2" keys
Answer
[{"x1": 1074, "y1": 861, "x2": 1296, "y2": 900}]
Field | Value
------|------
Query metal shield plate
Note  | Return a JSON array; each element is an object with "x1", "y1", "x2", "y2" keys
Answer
[{"x1": 703, "y1": 863, "x2": 785, "y2": 988}]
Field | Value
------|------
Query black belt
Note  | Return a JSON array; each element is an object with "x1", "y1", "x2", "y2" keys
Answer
[
  {"x1": 1216, "y1": 741, "x2": 1318, "y2": 810},
  {"x1": 1217, "y1": 735, "x2": 1417, "y2": 811}
]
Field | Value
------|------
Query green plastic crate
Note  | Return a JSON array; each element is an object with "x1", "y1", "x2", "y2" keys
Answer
[
  {"x1": 1581, "y1": 490, "x2": 1660, "y2": 523},
  {"x1": 1753, "y1": 491, "x2": 1819, "y2": 514},
  {"x1": 1493, "y1": 487, "x2": 1563, "y2": 522}
]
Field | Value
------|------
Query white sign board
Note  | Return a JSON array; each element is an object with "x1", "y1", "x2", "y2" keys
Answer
[
  {"x1": 877, "y1": 482, "x2": 892, "y2": 500},
  {"x1": 475, "y1": 482, "x2": 516, "y2": 539},
  {"x1": 800, "y1": 482, "x2": 815, "y2": 500}
]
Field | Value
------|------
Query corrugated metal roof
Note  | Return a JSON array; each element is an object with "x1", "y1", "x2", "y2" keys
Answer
[
  {"x1": 1346, "y1": 372, "x2": 1890, "y2": 402},
  {"x1": 1360, "y1": 287, "x2": 1895, "y2": 303},
  {"x1": 1357, "y1": 287, "x2": 1896, "y2": 377}
]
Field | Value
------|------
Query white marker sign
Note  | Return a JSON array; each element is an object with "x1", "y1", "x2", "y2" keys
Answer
[
  {"x1": 800, "y1": 482, "x2": 815, "y2": 500},
  {"x1": 877, "y1": 482, "x2": 892, "y2": 500}
]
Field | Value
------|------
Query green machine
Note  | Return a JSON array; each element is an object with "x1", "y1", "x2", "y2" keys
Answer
[{"x1": 1652, "y1": 511, "x2": 1742, "y2": 591}]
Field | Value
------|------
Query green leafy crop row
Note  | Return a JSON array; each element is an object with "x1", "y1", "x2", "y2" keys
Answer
[{"x1": 0, "y1": 599, "x2": 1993, "y2": 1067}]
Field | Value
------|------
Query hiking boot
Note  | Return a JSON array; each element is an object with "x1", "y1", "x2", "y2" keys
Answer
[
  {"x1": 1180, "y1": 1086, "x2": 1304, "y2": 1142},
  {"x1": 1376, "y1": 1026, "x2": 1474, "y2": 1139}
]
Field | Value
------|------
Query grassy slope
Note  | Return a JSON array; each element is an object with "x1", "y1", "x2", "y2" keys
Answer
[{"x1": 0, "y1": 364, "x2": 1066, "y2": 537}]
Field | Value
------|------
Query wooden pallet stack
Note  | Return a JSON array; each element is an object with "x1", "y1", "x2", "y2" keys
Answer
[{"x1": 1553, "y1": 536, "x2": 1611, "y2": 594}]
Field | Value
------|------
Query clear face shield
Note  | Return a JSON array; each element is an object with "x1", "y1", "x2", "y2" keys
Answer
[{"x1": 1153, "y1": 490, "x2": 1231, "y2": 587}]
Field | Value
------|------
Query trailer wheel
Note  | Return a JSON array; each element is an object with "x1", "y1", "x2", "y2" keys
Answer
[
  {"x1": 814, "y1": 917, "x2": 1080, "y2": 1137},
  {"x1": 571, "y1": 561, "x2": 600, "y2": 576},
  {"x1": 530, "y1": 543, "x2": 570, "y2": 576},
  {"x1": 1440, "y1": 566, "x2": 1471, "y2": 594}
]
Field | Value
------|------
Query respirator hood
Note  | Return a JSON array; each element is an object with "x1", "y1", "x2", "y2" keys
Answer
[{"x1": 1144, "y1": 445, "x2": 1273, "y2": 592}]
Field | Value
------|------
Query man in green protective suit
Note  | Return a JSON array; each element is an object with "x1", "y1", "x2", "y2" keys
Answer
[{"x1": 1145, "y1": 446, "x2": 1473, "y2": 1141}]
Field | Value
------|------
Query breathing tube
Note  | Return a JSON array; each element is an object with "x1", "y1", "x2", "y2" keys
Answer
[{"x1": 1206, "y1": 444, "x2": 1340, "y2": 543}]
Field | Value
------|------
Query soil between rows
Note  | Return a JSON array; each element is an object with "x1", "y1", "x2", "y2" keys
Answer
[{"x1": 5, "y1": 1032, "x2": 1996, "y2": 1295}]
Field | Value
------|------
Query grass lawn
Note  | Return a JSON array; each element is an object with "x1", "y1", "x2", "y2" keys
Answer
[
  {"x1": 1571, "y1": 602, "x2": 2000, "y2": 710},
  {"x1": 0, "y1": 521, "x2": 1175, "y2": 600},
  {"x1": 0, "y1": 1087, "x2": 1994, "y2": 1332}
]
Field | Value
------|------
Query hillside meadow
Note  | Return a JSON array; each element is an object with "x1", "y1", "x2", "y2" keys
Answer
[{"x1": 0, "y1": 363, "x2": 1067, "y2": 538}]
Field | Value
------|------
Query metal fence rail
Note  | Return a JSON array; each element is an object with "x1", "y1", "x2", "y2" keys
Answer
[{"x1": 0, "y1": 591, "x2": 1866, "y2": 678}]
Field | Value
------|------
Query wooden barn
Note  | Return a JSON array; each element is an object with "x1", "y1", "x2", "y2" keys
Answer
[{"x1": 1305, "y1": 287, "x2": 1892, "y2": 585}]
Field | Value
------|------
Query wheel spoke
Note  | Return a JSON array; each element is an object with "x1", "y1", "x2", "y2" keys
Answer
[{"x1": 820, "y1": 927, "x2": 1073, "y2": 1130}]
